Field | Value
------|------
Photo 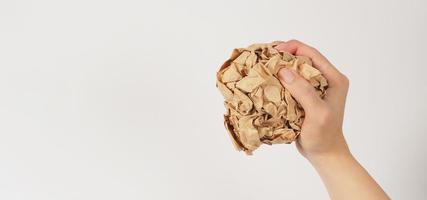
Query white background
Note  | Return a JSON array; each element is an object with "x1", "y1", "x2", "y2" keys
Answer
[{"x1": 1, "y1": 0, "x2": 426, "y2": 199}]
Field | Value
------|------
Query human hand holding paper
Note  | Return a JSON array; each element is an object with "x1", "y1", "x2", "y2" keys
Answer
[
  {"x1": 276, "y1": 40, "x2": 389, "y2": 200},
  {"x1": 216, "y1": 42, "x2": 327, "y2": 155},
  {"x1": 216, "y1": 39, "x2": 389, "y2": 199},
  {"x1": 275, "y1": 40, "x2": 349, "y2": 161}
]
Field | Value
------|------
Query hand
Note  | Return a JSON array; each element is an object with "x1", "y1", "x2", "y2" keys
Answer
[
  {"x1": 276, "y1": 40, "x2": 350, "y2": 162},
  {"x1": 276, "y1": 40, "x2": 389, "y2": 200}
]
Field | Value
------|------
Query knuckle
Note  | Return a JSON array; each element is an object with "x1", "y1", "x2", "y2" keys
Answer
[
  {"x1": 308, "y1": 45, "x2": 315, "y2": 50},
  {"x1": 288, "y1": 39, "x2": 301, "y2": 44},
  {"x1": 288, "y1": 39, "x2": 306, "y2": 47},
  {"x1": 340, "y1": 74, "x2": 350, "y2": 88},
  {"x1": 302, "y1": 86, "x2": 314, "y2": 96},
  {"x1": 287, "y1": 39, "x2": 318, "y2": 54},
  {"x1": 334, "y1": 73, "x2": 349, "y2": 89},
  {"x1": 299, "y1": 82, "x2": 316, "y2": 97}
]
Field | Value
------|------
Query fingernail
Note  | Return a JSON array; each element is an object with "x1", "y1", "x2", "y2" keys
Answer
[{"x1": 279, "y1": 68, "x2": 295, "y2": 84}]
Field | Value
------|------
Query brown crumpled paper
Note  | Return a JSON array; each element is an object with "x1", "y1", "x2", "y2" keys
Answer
[{"x1": 216, "y1": 41, "x2": 328, "y2": 155}]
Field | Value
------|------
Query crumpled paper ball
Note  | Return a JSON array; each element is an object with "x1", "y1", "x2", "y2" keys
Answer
[{"x1": 216, "y1": 41, "x2": 328, "y2": 155}]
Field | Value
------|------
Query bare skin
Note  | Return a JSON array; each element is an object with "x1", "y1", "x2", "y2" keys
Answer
[{"x1": 276, "y1": 40, "x2": 390, "y2": 200}]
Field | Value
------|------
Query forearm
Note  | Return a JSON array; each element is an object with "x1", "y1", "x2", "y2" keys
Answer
[{"x1": 308, "y1": 147, "x2": 390, "y2": 200}]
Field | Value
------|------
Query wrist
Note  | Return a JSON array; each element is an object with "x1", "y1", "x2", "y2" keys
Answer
[
  {"x1": 306, "y1": 147, "x2": 353, "y2": 168},
  {"x1": 303, "y1": 134, "x2": 352, "y2": 166}
]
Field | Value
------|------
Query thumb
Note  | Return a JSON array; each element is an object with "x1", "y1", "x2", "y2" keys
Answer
[{"x1": 278, "y1": 68, "x2": 324, "y2": 112}]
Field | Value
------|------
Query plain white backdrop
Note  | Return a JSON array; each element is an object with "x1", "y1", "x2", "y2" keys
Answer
[{"x1": 1, "y1": 0, "x2": 426, "y2": 199}]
